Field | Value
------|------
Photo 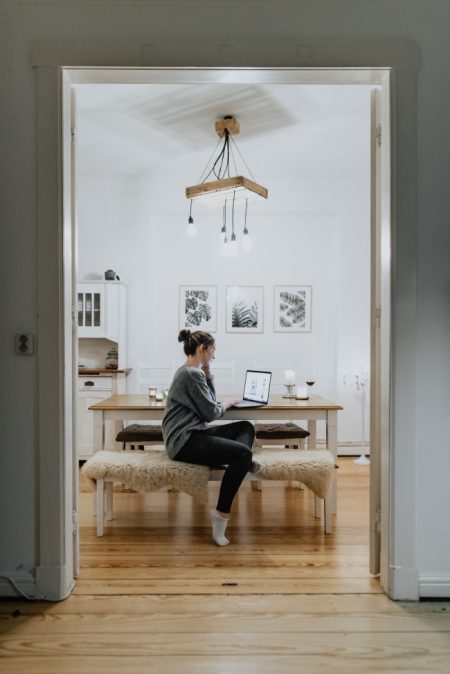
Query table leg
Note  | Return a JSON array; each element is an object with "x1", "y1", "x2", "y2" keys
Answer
[
  {"x1": 307, "y1": 420, "x2": 317, "y2": 448},
  {"x1": 92, "y1": 410, "x2": 104, "y2": 513},
  {"x1": 93, "y1": 410, "x2": 104, "y2": 452},
  {"x1": 326, "y1": 410, "x2": 338, "y2": 515}
]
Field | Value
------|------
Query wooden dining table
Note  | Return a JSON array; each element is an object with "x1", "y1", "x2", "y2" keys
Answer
[{"x1": 89, "y1": 394, "x2": 343, "y2": 514}]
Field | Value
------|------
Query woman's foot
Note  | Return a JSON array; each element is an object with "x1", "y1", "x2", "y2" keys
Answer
[
  {"x1": 210, "y1": 508, "x2": 230, "y2": 546},
  {"x1": 249, "y1": 459, "x2": 262, "y2": 474}
]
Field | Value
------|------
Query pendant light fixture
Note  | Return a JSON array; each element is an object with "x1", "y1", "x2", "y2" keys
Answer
[{"x1": 185, "y1": 116, "x2": 268, "y2": 253}]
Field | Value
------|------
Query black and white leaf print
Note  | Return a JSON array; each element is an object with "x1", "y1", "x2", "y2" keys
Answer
[
  {"x1": 278, "y1": 290, "x2": 306, "y2": 327},
  {"x1": 231, "y1": 300, "x2": 258, "y2": 328},
  {"x1": 184, "y1": 290, "x2": 212, "y2": 327}
]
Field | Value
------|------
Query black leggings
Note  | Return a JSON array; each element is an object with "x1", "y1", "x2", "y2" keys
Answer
[{"x1": 174, "y1": 421, "x2": 255, "y2": 514}]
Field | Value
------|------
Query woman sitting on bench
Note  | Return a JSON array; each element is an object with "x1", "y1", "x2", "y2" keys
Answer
[{"x1": 162, "y1": 329, "x2": 260, "y2": 546}]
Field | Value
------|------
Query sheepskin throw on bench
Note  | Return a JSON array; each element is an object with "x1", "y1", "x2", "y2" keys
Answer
[{"x1": 82, "y1": 448, "x2": 335, "y2": 502}]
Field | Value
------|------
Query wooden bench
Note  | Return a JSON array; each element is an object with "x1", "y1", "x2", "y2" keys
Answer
[{"x1": 82, "y1": 448, "x2": 336, "y2": 537}]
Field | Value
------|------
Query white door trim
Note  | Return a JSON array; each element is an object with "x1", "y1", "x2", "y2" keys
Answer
[{"x1": 33, "y1": 39, "x2": 420, "y2": 600}]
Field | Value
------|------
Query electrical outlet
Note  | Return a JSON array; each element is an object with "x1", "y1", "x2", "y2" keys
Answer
[{"x1": 15, "y1": 333, "x2": 34, "y2": 355}]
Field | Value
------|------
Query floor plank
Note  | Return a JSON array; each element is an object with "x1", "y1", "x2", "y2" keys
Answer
[{"x1": 2, "y1": 458, "x2": 449, "y2": 673}]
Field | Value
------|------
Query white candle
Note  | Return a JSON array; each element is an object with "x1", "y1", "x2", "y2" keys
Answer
[{"x1": 284, "y1": 369, "x2": 296, "y2": 385}]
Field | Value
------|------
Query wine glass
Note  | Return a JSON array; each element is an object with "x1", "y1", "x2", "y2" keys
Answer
[{"x1": 305, "y1": 368, "x2": 316, "y2": 394}]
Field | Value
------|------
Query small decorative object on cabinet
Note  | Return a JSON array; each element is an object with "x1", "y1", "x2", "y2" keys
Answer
[{"x1": 105, "y1": 348, "x2": 118, "y2": 370}]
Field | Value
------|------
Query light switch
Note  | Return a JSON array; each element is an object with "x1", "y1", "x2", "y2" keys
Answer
[{"x1": 15, "y1": 333, "x2": 34, "y2": 355}]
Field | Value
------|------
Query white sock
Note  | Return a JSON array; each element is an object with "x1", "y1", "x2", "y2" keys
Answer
[
  {"x1": 250, "y1": 459, "x2": 262, "y2": 474},
  {"x1": 210, "y1": 508, "x2": 230, "y2": 546}
]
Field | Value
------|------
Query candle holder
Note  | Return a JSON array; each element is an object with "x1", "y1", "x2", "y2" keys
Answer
[{"x1": 283, "y1": 383, "x2": 296, "y2": 399}]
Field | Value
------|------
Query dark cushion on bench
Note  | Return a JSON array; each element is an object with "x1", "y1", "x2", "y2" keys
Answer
[
  {"x1": 116, "y1": 423, "x2": 163, "y2": 443},
  {"x1": 254, "y1": 422, "x2": 310, "y2": 440}
]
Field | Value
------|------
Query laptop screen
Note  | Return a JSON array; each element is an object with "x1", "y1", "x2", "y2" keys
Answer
[{"x1": 243, "y1": 370, "x2": 272, "y2": 403}]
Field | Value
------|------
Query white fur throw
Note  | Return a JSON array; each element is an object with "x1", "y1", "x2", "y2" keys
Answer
[
  {"x1": 253, "y1": 449, "x2": 335, "y2": 498},
  {"x1": 82, "y1": 448, "x2": 335, "y2": 502},
  {"x1": 82, "y1": 450, "x2": 210, "y2": 503}
]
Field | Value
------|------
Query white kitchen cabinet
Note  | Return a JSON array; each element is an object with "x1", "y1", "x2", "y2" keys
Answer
[
  {"x1": 77, "y1": 375, "x2": 124, "y2": 459},
  {"x1": 77, "y1": 281, "x2": 128, "y2": 458},
  {"x1": 78, "y1": 281, "x2": 126, "y2": 343},
  {"x1": 78, "y1": 390, "x2": 109, "y2": 460}
]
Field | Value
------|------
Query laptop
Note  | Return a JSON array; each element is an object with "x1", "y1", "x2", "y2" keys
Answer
[{"x1": 232, "y1": 370, "x2": 272, "y2": 408}]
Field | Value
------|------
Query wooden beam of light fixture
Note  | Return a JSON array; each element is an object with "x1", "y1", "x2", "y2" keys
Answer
[{"x1": 186, "y1": 175, "x2": 268, "y2": 204}]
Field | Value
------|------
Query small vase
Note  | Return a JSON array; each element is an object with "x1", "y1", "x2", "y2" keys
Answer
[{"x1": 105, "y1": 348, "x2": 118, "y2": 369}]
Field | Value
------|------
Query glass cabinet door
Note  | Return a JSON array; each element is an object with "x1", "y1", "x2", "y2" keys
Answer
[{"x1": 78, "y1": 284, "x2": 105, "y2": 336}]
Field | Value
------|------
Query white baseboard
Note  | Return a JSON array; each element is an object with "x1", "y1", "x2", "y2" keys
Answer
[
  {"x1": 389, "y1": 565, "x2": 420, "y2": 600},
  {"x1": 315, "y1": 440, "x2": 371, "y2": 457},
  {"x1": 0, "y1": 571, "x2": 36, "y2": 599},
  {"x1": 419, "y1": 575, "x2": 450, "y2": 598}
]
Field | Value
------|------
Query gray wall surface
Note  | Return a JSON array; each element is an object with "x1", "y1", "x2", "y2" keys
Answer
[{"x1": 0, "y1": 0, "x2": 449, "y2": 596}]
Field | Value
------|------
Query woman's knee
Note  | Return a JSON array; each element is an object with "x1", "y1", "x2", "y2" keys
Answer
[
  {"x1": 237, "y1": 445, "x2": 253, "y2": 466},
  {"x1": 236, "y1": 420, "x2": 255, "y2": 441}
]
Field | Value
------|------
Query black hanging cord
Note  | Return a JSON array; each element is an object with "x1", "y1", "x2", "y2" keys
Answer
[
  {"x1": 201, "y1": 129, "x2": 231, "y2": 184},
  {"x1": 196, "y1": 135, "x2": 223, "y2": 184},
  {"x1": 231, "y1": 190, "x2": 236, "y2": 241}
]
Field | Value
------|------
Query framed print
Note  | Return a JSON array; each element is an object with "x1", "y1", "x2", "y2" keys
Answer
[
  {"x1": 274, "y1": 286, "x2": 312, "y2": 332},
  {"x1": 179, "y1": 286, "x2": 217, "y2": 332},
  {"x1": 226, "y1": 286, "x2": 264, "y2": 333}
]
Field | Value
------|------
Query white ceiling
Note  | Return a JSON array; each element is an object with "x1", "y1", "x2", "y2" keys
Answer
[{"x1": 75, "y1": 83, "x2": 375, "y2": 179}]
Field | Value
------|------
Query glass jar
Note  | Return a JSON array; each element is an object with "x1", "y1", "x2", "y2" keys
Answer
[{"x1": 105, "y1": 348, "x2": 119, "y2": 369}]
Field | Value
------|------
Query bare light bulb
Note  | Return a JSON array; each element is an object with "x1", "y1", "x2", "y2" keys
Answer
[
  {"x1": 242, "y1": 229, "x2": 254, "y2": 251},
  {"x1": 186, "y1": 216, "x2": 198, "y2": 238},
  {"x1": 228, "y1": 233, "x2": 238, "y2": 258},
  {"x1": 220, "y1": 235, "x2": 230, "y2": 257}
]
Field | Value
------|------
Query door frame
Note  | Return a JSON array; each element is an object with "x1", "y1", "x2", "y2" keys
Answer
[{"x1": 33, "y1": 40, "x2": 420, "y2": 600}]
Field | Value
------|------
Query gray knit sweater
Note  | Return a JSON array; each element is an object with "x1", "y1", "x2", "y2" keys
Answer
[{"x1": 162, "y1": 365, "x2": 225, "y2": 458}]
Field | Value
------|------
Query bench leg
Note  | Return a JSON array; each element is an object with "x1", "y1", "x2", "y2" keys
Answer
[
  {"x1": 106, "y1": 480, "x2": 113, "y2": 521},
  {"x1": 324, "y1": 496, "x2": 332, "y2": 534},
  {"x1": 96, "y1": 478, "x2": 105, "y2": 536},
  {"x1": 284, "y1": 443, "x2": 304, "y2": 490},
  {"x1": 314, "y1": 495, "x2": 321, "y2": 518}
]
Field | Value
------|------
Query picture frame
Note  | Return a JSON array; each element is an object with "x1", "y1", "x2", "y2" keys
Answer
[
  {"x1": 273, "y1": 285, "x2": 312, "y2": 332},
  {"x1": 179, "y1": 285, "x2": 217, "y2": 332},
  {"x1": 226, "y1": 285, "x2": 264, "y2": 333}
]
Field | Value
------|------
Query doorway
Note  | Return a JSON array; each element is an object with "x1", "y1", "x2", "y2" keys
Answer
[{"x1": 36, "y1": 66, "x2": 394, "y2": 600}]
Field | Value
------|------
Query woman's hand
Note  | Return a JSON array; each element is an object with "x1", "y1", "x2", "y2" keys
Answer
[
  {"x1": 201, "y1": 364, "x2": 212, "y2": 379},
  {"x1": 222, "y1": 398, "x2": 241, "y2": 410}
]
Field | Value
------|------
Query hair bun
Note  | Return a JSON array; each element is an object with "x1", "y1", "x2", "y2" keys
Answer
[{"x1": 178, "y1": 329, "x2": 191, "y2": 343}]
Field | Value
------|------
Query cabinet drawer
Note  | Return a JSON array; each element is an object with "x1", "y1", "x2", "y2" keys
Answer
[{"x1": 78, "y1": 376, "x2": 113, "y2": 391}]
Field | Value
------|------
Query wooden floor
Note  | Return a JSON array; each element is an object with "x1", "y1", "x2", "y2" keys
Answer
[{"x1": 1, "y1": 458, "x2": 449, "y2": 673}]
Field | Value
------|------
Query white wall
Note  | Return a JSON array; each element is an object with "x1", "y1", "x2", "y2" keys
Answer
[
  {"x1": 1, "y1": 0, "x2": 449, "y2": 597},
  {"x1": 77, "y1": 157, "x2": 370, "y2": 444}
]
